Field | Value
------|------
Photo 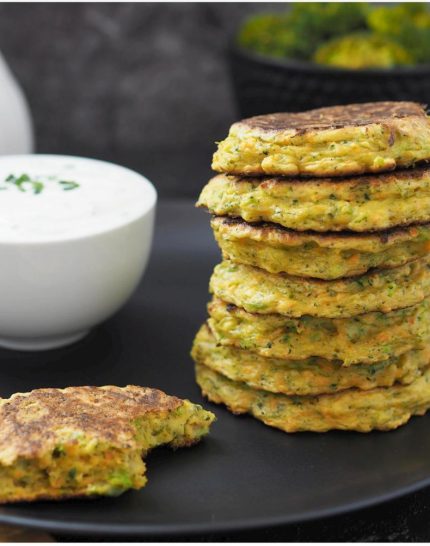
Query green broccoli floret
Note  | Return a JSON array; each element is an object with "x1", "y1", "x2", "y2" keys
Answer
[
  {"x1": 368, "y1": 3, "x2": 430, "y2": 63},
  {"x1": 314, "y1": 32, "x2": 413, "y2": 69},
  {"x1": 237, "y1": 2, "x2": 430, "y2": 66},
  {"x1": 289, "y1": 2, "x2": 369, "y2": 58},
  {"x1": 237, "y1": 13, "x2": 302, "y2": 59},
  {"x1": 238, "y1": 3, "x2": 368, "y2": 60}
]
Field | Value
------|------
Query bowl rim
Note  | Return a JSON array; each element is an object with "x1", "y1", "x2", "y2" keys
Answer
[{"x1": 230, "y1": 41, "x2": 430, "y2": 76}]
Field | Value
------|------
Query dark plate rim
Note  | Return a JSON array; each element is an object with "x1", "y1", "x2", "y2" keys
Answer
[{"x1": 0, "y1": 474, "x2": 429, "y2": 537}]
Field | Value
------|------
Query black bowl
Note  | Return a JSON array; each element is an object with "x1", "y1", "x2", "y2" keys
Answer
[{"x1": 228, "y1": 44, "x2": 430, "y2": 117}]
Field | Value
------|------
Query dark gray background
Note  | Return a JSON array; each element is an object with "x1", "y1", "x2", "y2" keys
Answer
[{"x1": 0, "y1": 2, "x2": 283, "y2": 197}]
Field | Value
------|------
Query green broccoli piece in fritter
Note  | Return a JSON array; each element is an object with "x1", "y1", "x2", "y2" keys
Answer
[{"x1": 314, "y1": 32, "x2": 413, "y2": 69}]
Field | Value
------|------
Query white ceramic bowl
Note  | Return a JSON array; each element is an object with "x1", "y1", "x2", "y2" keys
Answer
[{"x1": 0, "y1": 154, "x2": 157, "y2": 351}]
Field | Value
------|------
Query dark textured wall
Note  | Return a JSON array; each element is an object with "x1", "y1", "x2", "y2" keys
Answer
[{"x1": 0, "y1": 3, "x2": 281, "y2": 197}]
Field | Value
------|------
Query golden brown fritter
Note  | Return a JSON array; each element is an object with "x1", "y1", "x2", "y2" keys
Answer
[
  {"x1": 212, "y1": 102, "x2": 430, "y2": 177},
  {"x1": 192, "y1": 324, "x2": 430, "y2": 396},
  {"x1": 207, "y1": 297, "x2": 430, "y2": 365},
  {"x1": 199, "y1": 167, "x2": 430, "y2": 232},
  {"x1": 210, "y1": 217, "x2": 430, "y2": 280},
  {"x1": 210, "y1": 258, "x2": 430, "y2": 318},
  {"x1": 196, "y1": 362, "x2": 430, "y2": 432}
]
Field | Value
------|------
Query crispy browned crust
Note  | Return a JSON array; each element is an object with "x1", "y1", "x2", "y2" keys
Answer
[
  {"x1": 238, "y1": 101, "x2": 427, "y2": 135},
  {"x1": 0, "y1": 385, "x2": 183, "y2": 461},
  {"x1": 215, "y1": 161, "x2": 430, "y2": 178},
  {"x1": 217, "y1": 165, "x2": 430, "y2": 188},
  {"x1": 210, "y1": 215, "x2": 430, "y2": 245}
]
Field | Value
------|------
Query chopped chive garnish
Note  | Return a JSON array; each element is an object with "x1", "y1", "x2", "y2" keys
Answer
[
  {"x1": 59, "y1": 180, "x2": 80, "y2": 191},
  {"x1": 2, "y1": 174, "x2": 80, "y2": 194},
  {"x1": 32, "y1": 181, "x2": 44, "y2": 194},
  {"x1": 5, "y1": 173, "x2": 37, "y2": 193}
]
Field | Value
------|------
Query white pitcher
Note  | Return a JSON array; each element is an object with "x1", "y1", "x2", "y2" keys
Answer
[{"x1": 0, "y1": 52, "x2": 33, "y2": 154}]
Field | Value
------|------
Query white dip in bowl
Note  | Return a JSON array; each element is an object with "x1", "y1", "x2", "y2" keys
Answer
[{"x1": 0, "y1": 154, "x2": 157, "y2": 351}]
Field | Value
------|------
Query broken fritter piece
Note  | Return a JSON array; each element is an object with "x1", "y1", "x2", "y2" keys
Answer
[{"x1": 0, "y1": 385, "x2": 215, "y2": 503}]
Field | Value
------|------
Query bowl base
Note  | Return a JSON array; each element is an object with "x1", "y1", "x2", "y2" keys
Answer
[{"x1": 0, "y1": 330, "x2": 89, "y2": 351}]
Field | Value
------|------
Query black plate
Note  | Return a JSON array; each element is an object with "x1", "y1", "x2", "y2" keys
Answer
[{"x1": 1, "y1": 200, "x2": 430, "y2": 537}]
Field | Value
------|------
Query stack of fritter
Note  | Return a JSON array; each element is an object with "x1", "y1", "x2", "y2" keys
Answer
[{"x1": 192, "y1": 101, "x2": 430, "y2": 432}]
